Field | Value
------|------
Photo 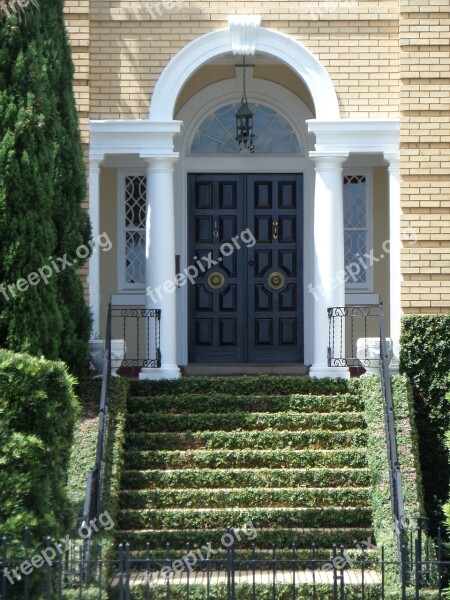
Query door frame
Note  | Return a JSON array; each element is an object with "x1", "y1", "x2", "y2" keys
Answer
[{"x1": 174, "y1": 79, "x2": 316, "y2": 367}]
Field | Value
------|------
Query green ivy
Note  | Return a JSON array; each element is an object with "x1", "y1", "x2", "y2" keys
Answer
[
  {"x1": 121, "y1": 467, "x2": 370, "y2": 491},
  {"x1": 400, "y1": 315, "x2": 450, "y2": 536},
  {"x1": 127, "y1": 411, "x2": 364, "y2": 433}
]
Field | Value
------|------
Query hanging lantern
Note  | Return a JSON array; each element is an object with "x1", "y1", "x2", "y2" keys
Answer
[{"x1": 235, "y1": 57, "x2": 255, "y2": 152}]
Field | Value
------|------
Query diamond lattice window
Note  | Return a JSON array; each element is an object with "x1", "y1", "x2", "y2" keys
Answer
[
  {"x1": 124, "y1": 175, "x2": 146, "y2": 286},
  {"x1": 190, "y1": 104, "x2": 301, "y2": 154},
  {"x1": 344, "y1": 175, "x2": 368, "y2": 286}
]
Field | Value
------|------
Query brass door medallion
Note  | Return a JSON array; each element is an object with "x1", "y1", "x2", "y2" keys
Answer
[
  {"x1": 268, "y1": 272, "x2": 285, "y2": 290},
  {"x1": 208, "y1": 272, "x2": 225, "y2": 289}
]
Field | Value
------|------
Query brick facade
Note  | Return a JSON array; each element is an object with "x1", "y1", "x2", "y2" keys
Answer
[{"x1": 63, "y1": 0, "x2": 450, "y2": 314}]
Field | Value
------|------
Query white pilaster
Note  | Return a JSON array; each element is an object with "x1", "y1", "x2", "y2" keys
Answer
[
  {"x1": 140, "y1": 157, "x2": 181, "y2": 380},
  {"x1": 309, "y1": 153, "x2": 350, "y2": 379},
  {"x1": 386, "y1": 153, "x2": 402, "y2": 369},
  {"x1": 88, "y1": 157, "x2": 103, "y2": 338}
]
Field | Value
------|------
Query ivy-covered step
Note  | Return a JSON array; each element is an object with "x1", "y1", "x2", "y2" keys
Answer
[
  {"x1": 128, "y1": 376, "x2": 351, "y2": 397},
  {"x1": 121, "y1": 467, "x2": 370, "y2": 490},
  {"x1": 120, "y1": 487, "x2": 370, "y2": 510},
  {"x1": 127, "y1": 393, "x2": 363, "y2": 414},
  {"x1": 119, "y1": 506, "x2": 371, "y2": 531},
  {"x1": 124, "y1": 448, "x2": 367, "y2": 470},
  {"x1": 118, "y1": 376, "x2": 372, "y2": 557},
  {"x1": 125, "y1": 429, "x2": 367, "y2": 451},
  {"x1": 115, "y1": 527, "x2": 374, "y2": 552},
  {"x1": 126, "y1": 411, "x2": 365, "y2": 433}
]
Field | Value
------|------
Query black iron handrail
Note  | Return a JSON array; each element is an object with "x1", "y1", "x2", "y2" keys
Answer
[
  {"x1": 327, "y1": 300, "x2": 407, "y2": 584},
  {"x1": 82, "y1": 303, "x2": 162, "y2": 529}
]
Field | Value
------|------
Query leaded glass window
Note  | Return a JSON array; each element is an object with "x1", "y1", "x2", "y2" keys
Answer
[
  {"x1": 344, "y1": 175, "x2": 368, "y2": 286},
  {"x1": 190, "y1": 103, "x2": 301, "y2": 154},
  {"x1": 123, "y1": 175, "x2": 146, "y2": 287}
]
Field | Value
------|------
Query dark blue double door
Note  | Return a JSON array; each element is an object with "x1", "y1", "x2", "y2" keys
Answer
[{"x1": 188, "y1": 174, "x2": 304, "y2": 363}]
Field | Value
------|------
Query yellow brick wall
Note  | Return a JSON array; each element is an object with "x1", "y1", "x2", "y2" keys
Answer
[
  {"x1": 400, "y1": 0, "x2": 450, "y2": 313},
  {"x1": 64, "y1": 0, "x2": 450, "y2": 315},
  {"x1": 83, "y1": 0, "x2": 400, "y2": 119}
]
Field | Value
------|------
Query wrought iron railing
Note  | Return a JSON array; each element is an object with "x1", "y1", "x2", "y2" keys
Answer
[
  {"x1": 327, "y1": 300, "x2": 410, "y2": 586},
  {"x1": 110, "y1": 306, "x2": 161, "y2": 369}
]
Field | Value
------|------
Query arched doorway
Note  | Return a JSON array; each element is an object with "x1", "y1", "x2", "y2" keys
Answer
[{"x1": 173, "y1": 74, "x2": 315, "y2": 367}]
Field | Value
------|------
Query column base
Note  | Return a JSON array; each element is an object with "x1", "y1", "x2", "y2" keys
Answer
[
  {"x1": 139, "y1": 365, "x2": 181, "y2": 380},
  {"x1": 309, "y1": 365, "x2": 350, "y2": 379}
]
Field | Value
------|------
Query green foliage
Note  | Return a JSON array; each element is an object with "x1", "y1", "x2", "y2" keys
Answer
[
  {"x1": 400, "y1": 315, "x2": 450, "y2": 536},
  {"x1": 129, "y1": 375, "x2": 351, "y2": 397},
  {"x1": 121, "y1": 467, "x2": 370, "y2": 490},
  {"x1": 101, "y1": 378, "x2": 129, "y2": 528},
  {"x1": 0, "y1": 349, "x2": 79, "y2": 546},
  {"x1": 107, "y1": 582, "x2": 384, "y2": 600},
  {"x1": 115, "y1": 526, "x2": 373, "y2": 552},
  {"x1": 124, "y1": 447, "x2": 367, "y2": 470},
  {"x1": 360, "y1": 374, "x2": 431, "y2": 595},
  {"x1": 125, "y1": 429, "x2": 367, "y2": 451},
  {"x1": 66, "y1": 380, "x2": 102, "y2": 516},
  {"x1": 127, "y1": 392, "x2": 363, "y2": 414},
  {"x1": 120, "y1": 487, "x2": 369, "y2": 510},
  {"x1": 39, "y1": 0, "x2": 92, "y2": 376},
  {"x1": 0, "y1": 10, "x2": 63, "y2": 358},
  {"x1": 0, "y1": 0, "x2": 91, "y2": 374},
  {"x1": 119, "y1": 506, "x2": 371, "y2": 530},
  {"x1": 127, "y1": 411, "x2": 364, "y2": 433}
]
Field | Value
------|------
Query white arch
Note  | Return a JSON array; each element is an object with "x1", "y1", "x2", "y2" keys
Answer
[{"x1": 149, "y1": 25, "x2": 340, "y2": 122}]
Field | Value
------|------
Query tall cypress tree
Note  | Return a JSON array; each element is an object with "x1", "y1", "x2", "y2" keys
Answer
[
  {"x1": 0, "y1": 2, "x2": 92, "y2": 373},
  {"x1": 41, "y1": 1, "x2": 92, "y2": 375},
  {"x1": 0, "y1": 9, "x2": 63, "y2": 359}
]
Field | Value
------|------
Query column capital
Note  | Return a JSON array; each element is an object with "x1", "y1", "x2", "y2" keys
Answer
[
  {"x1": 141, "y1": 155, "x2": 179, "y2": 169},
  {"x1": 385, "y1": 153, "x2": 400, "y2": 173},
  {"x1": 309, "y1": 151, "x2": 349, "y2": 167},
  {"x1": 89, "y1": 155, "x2": 104, "y2": 167}
]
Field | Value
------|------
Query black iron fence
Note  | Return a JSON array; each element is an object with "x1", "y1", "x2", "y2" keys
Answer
[{"x1": 1, "y1": 529, "x2": 449, "y2": 599}]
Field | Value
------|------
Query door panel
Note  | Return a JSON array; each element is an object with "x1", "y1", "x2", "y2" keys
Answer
[
  {"x1": 246, "y1": 175, "x2": 303, "y2": 362},
  {"x1": 188, "y1": 173, "x2": 303, "y2": 363}
]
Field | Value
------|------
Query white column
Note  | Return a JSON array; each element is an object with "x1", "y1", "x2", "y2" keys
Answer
[
  {"x1": 309, "y1": 153, "x2": 350, "y2": 379},
  {"x1": 88, "y1": 156, "x2": 103, "y2": 338},
  {"x1": 140, "y1": 157, "x2": 181, "y2": 380},
  {"x1": 386, "y1": 153, "x2": 402, "y2": 370}
]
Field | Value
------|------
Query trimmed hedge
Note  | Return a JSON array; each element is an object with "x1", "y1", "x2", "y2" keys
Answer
[
  {"x1": 400, "y1": 315, "x2": 450, "y2": 536},
  {"x1": 0, "y1": 350, "x2": 79, "y2": 547},
  {"x1": 126, "y1": 411, "x2": 364, "y2": 433},
  {"x1": 124, "y1": 448, "x2": 367, "y2": 470},
  {"x1": 127, "y1": 393, "x2": 363, "y2": 414},
  {"x1": 121, "y1": 467, "x2": 370, "y2": 490}
]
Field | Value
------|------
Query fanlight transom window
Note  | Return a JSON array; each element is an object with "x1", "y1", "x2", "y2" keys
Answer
[{"x1": 190, "y1": 103, "x2": 301, "y2": 155}]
